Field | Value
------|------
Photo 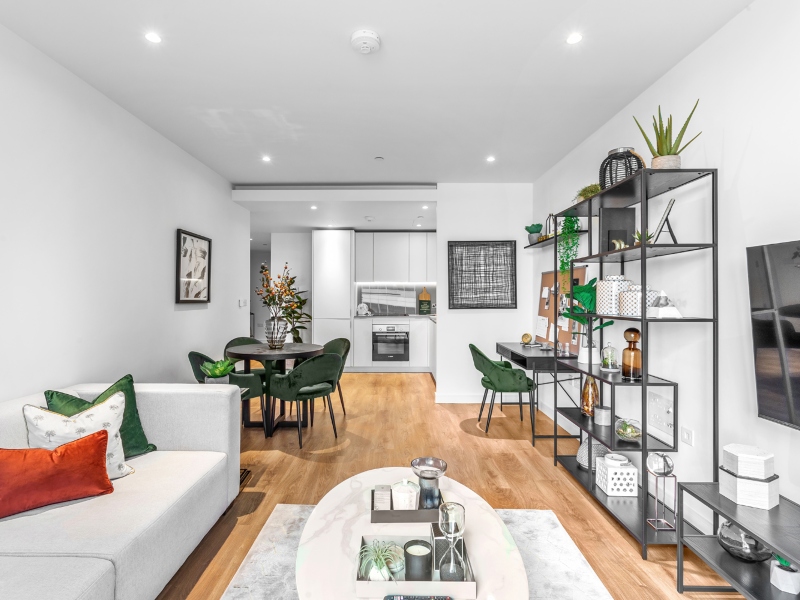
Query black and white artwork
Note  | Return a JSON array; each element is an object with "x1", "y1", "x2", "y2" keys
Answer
[
  {"x1": 448, "y1": 240, "x2": 516, "y2": 309},
  {"x1": 176, "y1": 229, "x2": 211, "y2": 303}
]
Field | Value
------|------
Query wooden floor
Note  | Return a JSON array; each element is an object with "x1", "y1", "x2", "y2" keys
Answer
[{"x1": 157, "y1": 373, "x2": 740, "y2": 600}]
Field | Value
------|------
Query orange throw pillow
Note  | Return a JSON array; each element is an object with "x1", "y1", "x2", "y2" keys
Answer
[{"x1": 0, "y1": 430, "x2": 113, "y2": 519}]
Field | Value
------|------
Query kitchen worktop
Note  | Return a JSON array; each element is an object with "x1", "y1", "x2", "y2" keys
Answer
[{"x1": 353, "y1": 314, "x2": 436, "y2": 318}]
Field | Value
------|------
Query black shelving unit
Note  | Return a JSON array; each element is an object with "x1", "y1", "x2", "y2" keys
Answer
[
  {"x1": 551, "y1": 168, "x2": 719, "y2": 559},
  {"x1": 524, "y1": 230, "x2": 587, "y2": 249},
  {"x1": 678, "y1": 483, "x2": 800, "y2": 598}
]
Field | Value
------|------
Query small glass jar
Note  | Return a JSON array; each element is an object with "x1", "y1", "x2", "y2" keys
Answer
[
  {"x1": 622, "y1": 328, "x2": 642, "y2": 381},
  {"x1": 615, "y1": 418, "x2": 642, "y2": 442},
  {"x1": 601, "y1": 342, "x2": 620, "y2": 372}
]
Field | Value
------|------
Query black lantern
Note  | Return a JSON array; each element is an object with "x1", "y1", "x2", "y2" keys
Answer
[{"x1": 599, "y1": 147, "x2": 645, "y2": 189}]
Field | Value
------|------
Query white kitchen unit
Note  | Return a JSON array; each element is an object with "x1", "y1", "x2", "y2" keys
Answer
[
  {"x1": 426, "y1": 232, "x2": 437, "y2": 281},
  {"x1": 429, "y1": 317, "x2": 437, "y2": 382},
  {"x1": 350, "y1": 316, "x2": 435, "y2": 373},
  {"x1": 373, "y1": 232, "x2": 409, "y2": 282},
  {"x1": 312, "y1": 230, "x2": 354, "y2": 366},
  {"x1": 355, "y1": 232, "x2": 373, "y2": 282},
  {"x1": 409, "y1": 317, "x2": 428, "y2": 367},
  {"x1": 353, "y1": 317, "x2": 373, "y2": 367},
  {"x1": 409, "y1": 232, "x2": 427, "y2": 282}
]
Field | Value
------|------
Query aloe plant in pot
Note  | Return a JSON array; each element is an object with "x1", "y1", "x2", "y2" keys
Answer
[
  {"x1": 633, "y1": 99, "x2": 701, "y2": 169},
  {"x1": 201, "y1": 359, "x2": 235, "y2": 384}
]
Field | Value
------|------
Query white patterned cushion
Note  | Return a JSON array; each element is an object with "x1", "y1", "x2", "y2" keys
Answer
[{"x1": 23, "y1": 391, "x2": 133, "y2": 480}]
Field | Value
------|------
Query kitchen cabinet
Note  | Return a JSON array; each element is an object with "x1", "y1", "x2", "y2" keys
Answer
[
  {"x1": 373, "y1": 232, "x2": 409, "y2": 282},
  {"x1": 426, "y1": 232, "x2": 437, "y2": 282},
  {"x1": 312, "y1": 230, "x2": 353, "y2": 319},
  {"x1": 355, "y1": 232, "x2": 373, "y2": 282},
  {"x1": 429, "y1": 318, "x2": 436, "y2": 381},
  {"x1": 353, "y1": 318, "x2": 373, "y2": 367},
  {"x1": 409, "y1": 232, "x2": 427, "y2": 282},
  {"x1": 409, "y1": 318, "x2": 428, "y2": 367},
  {"x1": 312, "y1": 318, "x2": 353, "y2": 366}
]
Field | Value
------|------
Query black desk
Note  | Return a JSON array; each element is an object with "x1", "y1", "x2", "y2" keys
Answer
[{"x1": 496, "y1": 342, "x2": 580, "y2": 446}]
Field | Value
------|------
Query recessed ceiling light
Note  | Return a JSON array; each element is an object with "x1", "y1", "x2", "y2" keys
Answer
[
  {"x1": 262, "y1": 156, "x2": 271, "y2": 162},
  {"x1": 422, "y1": 205, "x2": 429, "y2": 210},
  {"x1": 145, "y1": 32, "x2": 162, "y2": 44},
  {"x1": 374, "y1": 156, "x2": 384, "y2": 161},
  {"x1": 566, "y1": 32, "x2": 583, "y2": 45},
  {"x1": 415, "y1": 223, "x2": 422, "y2": 227},
  {"x1": 250, "y1": 238, "x2": 253, "y2": 241},
  {"x1": 310, "y1": 205, "x2": 317, "y2": 210},
  {"x1": 486, "y1": 156, "x2": 496, "y2": 163}
]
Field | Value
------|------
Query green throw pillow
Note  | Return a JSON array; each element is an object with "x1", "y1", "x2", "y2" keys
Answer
[{"x1": 45, "y1": 374, "x2": 156, "y2": 459}]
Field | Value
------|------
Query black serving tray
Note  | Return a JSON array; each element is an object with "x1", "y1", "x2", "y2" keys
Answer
[{"x1": 370, "y1": 490, "x2": 439, "y2": 524}]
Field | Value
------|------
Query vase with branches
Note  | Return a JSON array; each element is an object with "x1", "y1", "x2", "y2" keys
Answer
[{"x1": 255, "y1": 262, "x2": 312, "y2": 348}]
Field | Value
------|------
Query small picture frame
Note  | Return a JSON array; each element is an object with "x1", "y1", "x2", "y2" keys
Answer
[
  {"x1": 176, "y1": 229, "x2": 211, "y2": 303},
  {"x1": 653, "y1": 198, "x2": 676, "y2": 243}
]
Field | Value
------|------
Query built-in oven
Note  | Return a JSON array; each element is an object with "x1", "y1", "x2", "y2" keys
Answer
[{"x1": 372, "y1": 324, "x2": 410, "y2": 362}]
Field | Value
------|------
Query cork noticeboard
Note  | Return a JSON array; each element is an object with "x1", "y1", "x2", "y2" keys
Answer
[{"x1": 535, "y1": 268, "x2": 587, "y2": 354}]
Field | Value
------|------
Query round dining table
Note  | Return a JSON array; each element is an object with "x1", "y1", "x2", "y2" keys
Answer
[{"x1": 225, "y1": 343, "x2": 324, "y2": 437}]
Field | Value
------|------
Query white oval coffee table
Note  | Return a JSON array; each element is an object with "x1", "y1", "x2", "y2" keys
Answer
[{"x1": 296, "y1": 467, "x2": 528, "y2": 599}]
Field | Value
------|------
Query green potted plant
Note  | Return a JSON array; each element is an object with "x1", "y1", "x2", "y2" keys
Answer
[
  {"x1": 634, "y1": 99, "x2": 701, "y2": 169},
  {"x1": 561, "y1": 278, "x2": 614, "y2": 364},
  {"x1": 633, "y1": 230, "x2": 654, "y2": 246},
  {"x1": 771, "y1": 555, "x2": 800, "y2": 594},
  {"x1": 525, "y1": 223, "x2": 543, "y2": 245},
  {"x1": 200, "y1": 359, "x2": 235, "y2": 384},
  {"x1": 255, "y1": 262, "x2": 312, "y2": 348},
  {"x1": 576, "y1": 183, "x2": 601, "y2": 202},
  {"x1": 358, "y1": 540, "x2": 404, "y2": 581}
]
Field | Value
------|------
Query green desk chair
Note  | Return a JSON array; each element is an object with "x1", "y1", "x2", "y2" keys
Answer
[
  {"x1": 188, "y1": 351, "x2": 266, "y2": 433},
  {"x1": 323, "y1": 338, "x2": 351, "y2": 416},
  {"x1": 469, "y1": 344, "x2": 535, "y2": 435},
  {"x1": 269, "y1": 354, "x2": 341, "y2": 449}
]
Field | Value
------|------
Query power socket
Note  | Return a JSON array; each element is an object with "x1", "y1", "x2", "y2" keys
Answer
[{"x1": 680, "y1": 426, "x2": 694, "y2": 447}]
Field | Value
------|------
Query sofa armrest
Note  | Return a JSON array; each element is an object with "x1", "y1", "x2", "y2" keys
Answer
[{"x1": 70, "y1": 383, "x2": 241, "y2": 505}]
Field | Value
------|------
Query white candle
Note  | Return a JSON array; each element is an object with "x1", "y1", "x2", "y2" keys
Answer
[{"x1": 406, "y1": 545, "x2": 430, "y2": 556}]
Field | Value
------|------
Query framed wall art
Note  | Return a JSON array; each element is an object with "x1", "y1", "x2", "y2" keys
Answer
[
  {"x1": 176, "y1": 229, "x2": 211, "y2": 303},
  {"x1": 448, "y1": 240, "x2": 516, "y2": 309}
]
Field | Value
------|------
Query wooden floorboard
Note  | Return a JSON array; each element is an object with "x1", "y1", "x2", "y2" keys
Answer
[{"x1": 157, "y1": 372, "x2": 741, "y2": 600}]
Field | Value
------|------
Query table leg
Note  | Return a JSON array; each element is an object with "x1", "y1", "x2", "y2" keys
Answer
[
  {"x1": 240, "y1": 358, "x2": 266, "y2": 429},
  {"x1": 269, "y1": 359, "x2": 309, "y2": 432}
]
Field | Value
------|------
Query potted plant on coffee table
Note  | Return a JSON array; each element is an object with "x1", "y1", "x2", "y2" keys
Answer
[
  {"x1": 201, "y1": 359, "x2": 235, "y2": 384},
  {"x1": 358, "y1": 540, "x2": 404, "y2": 582}
]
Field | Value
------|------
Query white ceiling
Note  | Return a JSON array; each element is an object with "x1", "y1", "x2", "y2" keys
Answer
[
  {"x1": 243, "y1": 199, "x2": 436, "y2": 250},
  {"x1": 0, "y1": 1, "x2": 752, "y2": 185}
]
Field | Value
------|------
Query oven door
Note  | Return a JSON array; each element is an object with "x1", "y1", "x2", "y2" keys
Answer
[{"x1": 372, "y1": 332, "x2": 410, "y2": 361}]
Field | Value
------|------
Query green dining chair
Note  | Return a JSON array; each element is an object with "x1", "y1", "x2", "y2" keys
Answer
[
  {"x1": 469, "y1": 344, "x2": 535, "y2": 434},
  {"x1": 225, "y1": 336, "x2": 278, "y2": 382},
  {"x1": 269, "y1": 354, "x2": 342, "y2": 449},
  {"x1": 188, "y1": 351, "x2": 266, "y2": 431},
  {"x1": 323, "y1": 338, "x2": 351, "y2": 416}
]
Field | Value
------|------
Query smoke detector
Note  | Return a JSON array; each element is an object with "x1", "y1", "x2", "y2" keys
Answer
[
  {"x1": 351, "y1": 30, "x2": 381, "y2": 54},
  {"x1": 364, "y1": 216, "x2": 375, "y2": 223}
]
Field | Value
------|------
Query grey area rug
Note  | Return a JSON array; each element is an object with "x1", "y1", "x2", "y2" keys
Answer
[{"x1": 222, "y1": 504, "x2": 612, "y2": 600}]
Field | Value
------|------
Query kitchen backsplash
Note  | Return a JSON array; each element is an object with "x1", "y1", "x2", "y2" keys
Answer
[{"x1": 356, "y1": 284, "x2": 437, "y2": 316}]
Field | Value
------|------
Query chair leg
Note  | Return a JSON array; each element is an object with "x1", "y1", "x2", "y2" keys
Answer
[
  {"x1": 271, "y1": 397, "x2": 277, "y2": 429},
  {"x1": 500, "y1": 392, "x2": 504, "y2": 410},
  {"x1": 529, "y1": 389, "x2": 535, "y2": 447},
  {"x1": 485, "y1": 391, "x2": 497, "y2": 434},
  {"x1": 296, "y1": 400, "x2": 303, "y2": 449},
  {"x1": 259, "y1": 395, "x2": 269, "y2": 438},
  {"x1": 289, "y1": 402, "x2": 293, "y2": 416},
  {"x1": 327, "y1": 395, "x2": 338, "y2": 438},
  {"x1": 478, "y1": 389, "x2": 489, "y2": 422},
  {"x1": 310, "y1": 398, "x2": 314, "y2": 427},
  {"x1": 518, "y1": 392, "x2": 524, "y2": 421},
  {"x1": 338, "y1": 382, "x2": 346, "y2": 416}
]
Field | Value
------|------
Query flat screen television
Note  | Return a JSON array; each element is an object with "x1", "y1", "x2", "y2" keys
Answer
[{"x1": 746, "y1": 239, "x2": 800, "y2": 430}]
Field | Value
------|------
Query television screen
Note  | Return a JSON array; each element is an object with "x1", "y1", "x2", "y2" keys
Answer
[{"x1": 746, "y1": 239, "x2": 800, "y2": 430}]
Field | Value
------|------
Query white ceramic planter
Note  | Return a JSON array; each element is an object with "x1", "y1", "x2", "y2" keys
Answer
[
  {"x1": 770, "y1": 561, "x2": 800, "y2": 594},
  {"x1": 577, "y1": 342, "x2": 601, "y2": 365},
  {"x1": 204, "y1": 375, "x2": 229, "y2": 384},
  {"x1": 652, "y1": 155, "x2": 681, "y2": 169},
  {"x1": 368, "y1": 565, "x2": 392, "y2": 581}
]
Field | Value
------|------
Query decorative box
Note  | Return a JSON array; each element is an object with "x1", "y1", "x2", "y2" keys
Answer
[
  {"x1": 722, "y1": 444, "x2": 775, "y2": 480},
  {"x1": 370, "y1": 490, "x2": 438, "y2": 523},
  {"x1": 355, "y1": 534, "x2": 476, "y2": 599},
  {"x1": 594, "y1": 406, "x2": 612, "y2": 426},
  {"x1": 596, "y1": 276, "x2": 630, "y2": 315},
  {"x1": 719, "y1": 466, "x2": 779, "y2": 510},
  {"x1": 596, "y1": 455, "x2": 638, "y2": 496},
  {"x1": 619, "y1": 285, "x2": 658, "y2": 317}
]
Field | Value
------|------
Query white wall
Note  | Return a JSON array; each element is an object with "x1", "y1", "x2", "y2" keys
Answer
[
  {"x1": 250, "y1": 250, "x2": 271, "y2": 339},
  {"x1": 435, "y1": 184, "x2": 534, "y2": 403},
  {"x1": 271, "y1": 233, "x2": 312, "y2": 342},
  {"x1": 531, "y1": 0, "x2": 800, "y2": 513},
  {"x1": 0, "y1": 23, "x2": 249, "y2": 401}
]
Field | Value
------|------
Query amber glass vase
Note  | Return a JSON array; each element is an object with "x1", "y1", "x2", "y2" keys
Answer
[
  {"x1": 581, "y1": 376, "x2": 599, "y2": 417},
  {"x1": 622, "y1": 328, "x2": 642, "y2": 381}
]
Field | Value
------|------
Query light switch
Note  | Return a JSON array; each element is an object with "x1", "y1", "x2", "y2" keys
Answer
[
  {"x1": 680, "y1": 426, "x2": 694, "y2": 447},
  {"x1": 239, "y1": 299, "x2": 248, "y2": 307}
]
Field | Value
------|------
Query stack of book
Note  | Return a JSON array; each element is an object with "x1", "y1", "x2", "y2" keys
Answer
[{"x1": 719, "y1": 443, "x2": 779, "y2": 510}]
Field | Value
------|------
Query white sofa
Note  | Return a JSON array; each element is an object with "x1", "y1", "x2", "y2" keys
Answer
[{"x1": 0, "y1": 383, "x2": 241, "y2": 600}]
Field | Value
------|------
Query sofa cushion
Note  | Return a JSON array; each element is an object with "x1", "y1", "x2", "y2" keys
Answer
[
  {"x1": 0, "y1": 450, "x2": 229, "y2": 600},
  {"x1": 0, "y1": 430, "x2": 113, "y2": 519},
  {"x1": 0, "y1": 389, "x2": 80, "y2": 449},
  {"x1": 46, "y1": 374, "x2": 156, "y2": 459},
  {"x1": 23, "y1": 392, "x2": 133, "y2": 479},
  {"x1": 0, "y1": 556, "x2": 115, "y2": 600}
]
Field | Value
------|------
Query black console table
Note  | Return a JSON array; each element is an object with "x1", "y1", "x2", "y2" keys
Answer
[
  {"x1": 495, "y1": 342, "x2": 579, "y2": 446},
  {"x1": 678, "y1": 482, "x2": 800, "y2": 598}
]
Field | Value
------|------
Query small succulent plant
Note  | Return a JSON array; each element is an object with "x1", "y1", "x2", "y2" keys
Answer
[
  {"x1": 200, "y1": 359, "x2": 235, "y2": 379},
  {"x1": 633, "y1": 230, "x2": 654, "y2": 244},
  {"x1": 576, "y1": 183, "x2": 602, "y2": 200},
  {"x1": 358, "y1": 540, "x2": 403, "y2": 581},
  {"x1": 525, "y1": 223, "x2": 543, "y2": 234}
]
